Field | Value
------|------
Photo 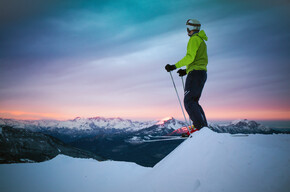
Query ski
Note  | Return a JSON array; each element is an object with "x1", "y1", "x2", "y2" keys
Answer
[
  {"x1": 231, "y1": 134, "x2": 249, "y2": 137},
  {"x1": 142, "y1": 137, "x2": 187, "y2": 143},
  {"x1": 148, "y1": 135, "x2": 183, "y2": 139}
]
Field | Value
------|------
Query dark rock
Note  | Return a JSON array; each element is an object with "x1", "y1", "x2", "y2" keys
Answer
[{"x1": 0, "y1": 126, "x2": 105, "y2": 164}]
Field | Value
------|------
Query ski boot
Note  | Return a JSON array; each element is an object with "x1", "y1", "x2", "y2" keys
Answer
[{"x1": 181, "y1": 125, "x2": 198, "y2": 137}]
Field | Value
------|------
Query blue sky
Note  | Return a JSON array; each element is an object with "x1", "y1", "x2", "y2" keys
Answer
[{"x1": 0, "y1": 0, "x2": 289, "y2": 120}]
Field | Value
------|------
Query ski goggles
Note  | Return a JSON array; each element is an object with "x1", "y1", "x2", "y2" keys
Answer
[
  {"x1": 187, "y1": 25, "x2": 195, "y2": 32},
  {"x1": 187, "y1": 25, "x2": 201, "y2": 33},
  {"x1": 186, "y1": 19, "x2": 201, "y2": 32}
]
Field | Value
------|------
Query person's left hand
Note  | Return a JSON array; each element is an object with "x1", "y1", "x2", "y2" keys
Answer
[{"x1": 165, "y1": 64, "x2": 176, "y2": 72}]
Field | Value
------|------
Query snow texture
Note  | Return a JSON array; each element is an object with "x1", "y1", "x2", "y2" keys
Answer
[{"x1": 0, "y1": 128, "x2": 289, "y2": 192}]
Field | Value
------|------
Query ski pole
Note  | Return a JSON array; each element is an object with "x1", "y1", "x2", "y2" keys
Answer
[
  {"x1": 169, "y1": 71, "x2": 191, "y2": 135},
  {"x1": 181, "y1": 76, "x2": 192, "y2": 127},
  {"x1": 181, "y1": 76, "x2": 185, "y2": 90}
]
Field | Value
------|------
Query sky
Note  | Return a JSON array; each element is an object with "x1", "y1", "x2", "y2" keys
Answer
[{"x1": 0, "y1": 0, "x2": 289, "y2": 121}]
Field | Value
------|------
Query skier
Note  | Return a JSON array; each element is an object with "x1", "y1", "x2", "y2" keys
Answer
[{"x1": 165, "y1": 19, "x2": 208, "y2": 135}]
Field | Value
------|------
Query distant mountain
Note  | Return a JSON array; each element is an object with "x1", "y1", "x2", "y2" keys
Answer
[
  {"x1": 132, "y1": 117, "x2": 186, "y2": 136},
  {"x1": 0, "y1": 116, "x2": 154, "y2": 131},
  {"x1": 0, "y1": 116, "x2": 186, "y2": 142},
  {"x1": 0, "y1": 126, "x2": 105, "y2": 164},
  {"x1": 0, "y1": 117, "x2": 287, "y2": 136},
  {"x1": 208, "y1": 119, "x2": 282, "y2": 134},
  {"x1": 168, "y1": 119, "x2": 287, "y2": 136},
  {"x1": 0, "y1": 116, "x2": 185, "y2": 131},
  {"x1": 1, "y1": 117, "x2": 287, "y2": 167},
  {"x1": 0, "y1": 117, "x2": 187, "y2": 166}
]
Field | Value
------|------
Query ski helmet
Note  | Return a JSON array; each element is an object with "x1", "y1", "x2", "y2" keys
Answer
[{"x1": 186, "y1": 19, "x2": 201, "y2": 32}]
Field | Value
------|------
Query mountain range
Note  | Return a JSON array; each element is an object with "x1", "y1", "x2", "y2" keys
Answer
[
  {"x1": 0, "y1": 116, "x2": 287, "y2": 167},
  {"x1": 0, "y1": 116, "x2": 185, "y2": 131},
  {"x1": 0, "y1": 116, "x2": 282, "y2": 136},
  {"x1": 0, "y1": 116, "x2": 186, "y2": 166}
]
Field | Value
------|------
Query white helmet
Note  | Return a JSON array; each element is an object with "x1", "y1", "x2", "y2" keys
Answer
[{"x1": 186, "y1": 19, "x2": 201, "y2": 32}]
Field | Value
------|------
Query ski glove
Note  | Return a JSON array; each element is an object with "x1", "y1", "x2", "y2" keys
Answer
[
  {"x1": 177, "y1": 69, "x2": 187, "y2": 77},
  {"x1": 165, "y1": 64, "x2": 176, "y2": 72}
]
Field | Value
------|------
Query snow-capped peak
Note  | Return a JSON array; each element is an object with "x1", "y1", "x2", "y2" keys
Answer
[
  {"x1": 231, "y1": 119, "x2": 256, "y2": 125},
  {"x1": 208, "y1": 119, "x2": 271, "y2": 134},
  {"x1": 156, "y1": 117, "x2": 174, "y2": 125},
  {"x1": 156, "y1": 117, "x2": 186, "y2": 130},
  {"x1": 229, "y1": 119, "x2": 268, "y2": 130},
  {"x1": 72, "y1": 117, "x2": 82, "y2": 121}
]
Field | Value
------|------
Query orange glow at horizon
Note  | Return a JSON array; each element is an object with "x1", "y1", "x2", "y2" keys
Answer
[
  {"x1": 0, "y1": 108, "x2": 289, "y2": 121},
  {"x1": 0, "y1": 110, "x2": 70, "y2": 121}
]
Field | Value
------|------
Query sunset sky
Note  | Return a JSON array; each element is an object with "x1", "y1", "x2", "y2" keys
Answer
[{"x1": 0, "y1": 0, "x2": 289, "y2": 121}]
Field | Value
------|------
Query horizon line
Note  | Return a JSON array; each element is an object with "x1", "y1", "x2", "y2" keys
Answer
[{"x1": 0, "y1": 115, "x2": 289, "y2": 122}]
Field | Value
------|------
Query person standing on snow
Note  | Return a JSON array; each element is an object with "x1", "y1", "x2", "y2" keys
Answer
[{"x1": 165, "y1": 19, "x2": 208, "y2": 133}]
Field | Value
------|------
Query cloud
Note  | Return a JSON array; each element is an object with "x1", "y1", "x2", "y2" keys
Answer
[{"x1": 0, "y1": 0, "x2": 289, "y2": 120}]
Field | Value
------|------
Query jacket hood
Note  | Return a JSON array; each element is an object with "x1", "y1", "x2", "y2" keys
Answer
[{"x1": 196, "y1": 30, "x2": 208, "y2": 41}]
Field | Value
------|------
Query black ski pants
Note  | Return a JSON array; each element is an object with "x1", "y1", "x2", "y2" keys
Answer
[{"x1": 184, "y1": 70, "x2": 207, "y2": 129}]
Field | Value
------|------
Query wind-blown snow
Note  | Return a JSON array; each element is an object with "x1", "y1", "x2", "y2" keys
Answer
[{"x1": 0, "y1": 128, "x2": 289, "y2": 192}]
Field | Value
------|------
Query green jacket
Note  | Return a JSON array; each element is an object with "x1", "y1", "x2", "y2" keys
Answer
[{"x1": 175, "y1": 30, "x2": 208, "y2": 73}]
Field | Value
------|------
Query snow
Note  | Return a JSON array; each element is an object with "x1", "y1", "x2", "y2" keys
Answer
[
  {"x1": 138, "y1": 128, "x2": 290, "y2": 192},
  {"x1": 0, "y1": 128, "x2": 289, "y2": 192},
  {"x1": 0, "y1": 156, "x2": 150, "y2": 192},
  {"x1": 156, "y1": 117, "x2": 173, "y2": 125}
]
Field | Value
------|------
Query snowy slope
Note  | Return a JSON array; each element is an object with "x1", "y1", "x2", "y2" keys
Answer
[
  {"x1": 0, "y1": 155, "x2": 150, "y2": 192},
  {"x1": 135, "y1": 128, "x2": 290, "y2": 192},
  {"x1": 0, "y1": 128, "x2": 289, "y2": 192}
]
